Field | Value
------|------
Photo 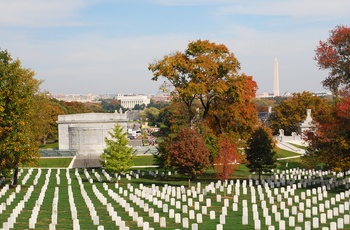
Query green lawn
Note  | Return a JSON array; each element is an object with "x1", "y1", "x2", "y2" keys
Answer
[
  {"x1": 3, "y1": 145, "x2": 347, "y2": 229},
  {"x1": 275, "y1": 147, "x2": 301, "y2": 158},
  {"x1": 30, "y1": 146, "x2": 301, "y2": 179},
  {"x1": 40, "y1": 142, "x2": 59, "y2": 149},
  {"x1": 3, "y1": 167, "x2": 350, "y2": 230},
  {"x1": 288, "y1": 142, "x2": 308, "y2": 150},
  {"x1": 133, "y1": 155, "x2": 159, "y2": 167},
  {"x1": 37, "y1": 157, "x2": 73, "y2": 167}
]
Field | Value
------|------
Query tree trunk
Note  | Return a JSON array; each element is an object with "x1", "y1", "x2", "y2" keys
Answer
[
  {"x1": 259, "y1": 169, "x2": 262, "y2": 185},
  {"x1": 115, "y1": 173, "x2": 119, "y2": 184},
  {"x1": 12, "y1": 165, "x2": 19, "y2": 187},
  {"x1": 188, "y1": 178, "x2": 191, "y2": 188}
]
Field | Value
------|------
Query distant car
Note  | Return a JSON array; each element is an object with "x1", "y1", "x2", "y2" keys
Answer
[{"x1": 128, "y1": 136, "x2": 135, "y2": 140}]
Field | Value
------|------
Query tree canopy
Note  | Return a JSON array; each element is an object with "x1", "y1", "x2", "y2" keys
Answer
[
  {"x1": 314, "y1": 25, "x2": 350, "y2": 95},
  {"x1": 303, "y1": 93, "x2": 350, "y2": 172},
  {"x1": 0, "y1": 49, "x2": 42, "y2": 185},
  {"x1": 138, "y1": 107, "x2": 160, "y2": 125},
  {"x1": 269, "y1": 91, "x2": 331, "y2": 135},
  {"x1": 100, "y1": 123, "x2": 134, "y2": 183},
  {"x1": 149, "y1": 39, "x2": 258, "y2": 136},
  {"x1": 214, "y1": 133, "x2": 240, "y2": 181},
  {"x1": 245, "y1": 126, "x2": 276, "y2": 183},
  {"x1": 149, "y1": 40, "x2": 259, "y2": 174},
  {"x1": 166, "y1": 127, "x2": 210, "y2": 181}
]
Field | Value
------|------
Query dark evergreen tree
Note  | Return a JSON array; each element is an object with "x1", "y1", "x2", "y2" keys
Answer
[{"x1": 245, "y1": 127, "x2": 277, "y2": 184}]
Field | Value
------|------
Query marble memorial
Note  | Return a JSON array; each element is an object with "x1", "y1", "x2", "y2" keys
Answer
[{"x1": 57, "y1": 111, "x2": 128, "y2": 156}]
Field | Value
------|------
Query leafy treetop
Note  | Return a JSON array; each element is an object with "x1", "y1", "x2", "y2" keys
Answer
[{"x1": 314, "y1": 25, "x2": 350, "y2": 95}]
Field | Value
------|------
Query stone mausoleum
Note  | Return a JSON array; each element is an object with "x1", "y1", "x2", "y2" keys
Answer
[{"x1": 57, "y1": 111, "x2": 128, "y2": 156}]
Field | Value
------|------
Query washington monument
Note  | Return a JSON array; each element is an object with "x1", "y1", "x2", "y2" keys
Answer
[{"x1": 274, "y1": 58, "x2": 280, "y2": 97}]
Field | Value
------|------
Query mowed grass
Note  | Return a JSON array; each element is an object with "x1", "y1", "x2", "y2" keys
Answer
[
  {"x1": 1, "y1": 144, "x2": 324, "y2": 229},
  {"x1": 30, "y1": 146, "x2": 301, "y2": 178},
  {"x1": 133, "y1": 155, "x2": 159, "y2": 167},
  {"x1": 2, "y1": 166, "x2": 350, "y2": 230},
  {"x1": 37, "y1": 158, "x2": 73, "y2": 168}
]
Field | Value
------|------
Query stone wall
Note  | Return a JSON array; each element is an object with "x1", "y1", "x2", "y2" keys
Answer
[{"x1": 57, "y1": 111, "x2": 128, "y2": 156}]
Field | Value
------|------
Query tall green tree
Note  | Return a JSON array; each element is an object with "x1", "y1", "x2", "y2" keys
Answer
[
  {"x1": 100, "y1": 123, "x2": 134, "y2": 183},
  {"x1": 245, "y1": 127, "x2": 276, "y2": 184},
  {"x1": 138, "y1": 107, "x2": 160, "y2": 125},
  {"x1": 0, "y1": 49, "x2": 41, "y2": 185}
]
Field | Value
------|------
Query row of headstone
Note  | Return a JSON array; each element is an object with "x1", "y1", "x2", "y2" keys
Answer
[
  {"x1": 49, "y1": 187, "x2": 59, "y2": 228},
  {"x1": 1, "y1": 185, "x2": 34, "y2": 230},
  {"x1": 74, "y1": 169, "x2": 101, "y2": 226},
  {"x1": 4, "y1": 167, "x2": 350, "y2": 229},
  {"x1": 29, "y1": 169, "x2": 52, "y2": 229},
  {"x1": 75, "y1": 170, "x2": 130, "y2": 230},
  {"x1": 56, "y1": 169, "x2": 60, "y2": 185},
  {"x1": 107, "y1": 169, "x2": 350, "y2": 229},
  {"x1": 32, "y1": 168, "x2": 43, "y2": 185},
  {"x1": 21, "y1": 168, "x2": 34, "y2": 185}
]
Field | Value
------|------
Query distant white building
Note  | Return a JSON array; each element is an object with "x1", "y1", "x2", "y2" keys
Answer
[
  {"x1": 57, "y1": 111, "x2": 128, "y2": 156},
  {"x1": 116, "y1": 94, "x2": 150, "y2": 109}
]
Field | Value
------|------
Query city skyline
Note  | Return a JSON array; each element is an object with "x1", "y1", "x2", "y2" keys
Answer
[{"x1": 1, "y1": 1, "x2": 349, "y2": 95}]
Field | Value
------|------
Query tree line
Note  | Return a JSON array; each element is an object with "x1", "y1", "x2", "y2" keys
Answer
[{"x1": 2, "y1": 24, "x2": 350, "y2": 186}]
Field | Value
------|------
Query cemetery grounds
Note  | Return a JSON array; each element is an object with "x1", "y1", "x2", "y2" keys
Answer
[{"x1": 1, "y1": 151, "x2": 350, "y2": 229}]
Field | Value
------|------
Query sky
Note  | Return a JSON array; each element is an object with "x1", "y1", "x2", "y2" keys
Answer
[{"x1": 1, "y1": 0, "x2": 349, "y2": 95}]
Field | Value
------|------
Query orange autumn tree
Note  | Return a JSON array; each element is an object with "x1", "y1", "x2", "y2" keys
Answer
[
  {"x1": 207, "y1": 73, "x2": 258, "y2": 138},
  {"x1": 148, "y1": 39, "x2": 258, "y2": 136},
  {"x1": 214, "y1": 133, "x2": 241, "y2": 181},
  {"x1": 149, "y1": 40, "x2": 259, "y2": 169}
]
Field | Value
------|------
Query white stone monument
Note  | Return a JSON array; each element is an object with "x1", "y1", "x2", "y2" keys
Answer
[
  {"x1": 57, "y1": 111, "x2": 128, "y2": 156},
  {"x1": 298, "y1": 109, "x2": 315, "y2": 137}
]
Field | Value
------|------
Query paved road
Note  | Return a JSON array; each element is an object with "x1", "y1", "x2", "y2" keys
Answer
[{"x1": 129, "y1": 138, "x2": 142, "y2": 147}]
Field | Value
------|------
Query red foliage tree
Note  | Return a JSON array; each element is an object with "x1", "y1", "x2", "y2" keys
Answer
[
  {"x1": 214, "y1": 134, "x2": 240, "y2": 181},
  {"x1": 304, "y1": 92, "x2": 350, "y2": 172},
  {"x1": 314, "y1": 25, "x2": 350, "y2": 95},
  {"x1": 167, "y1": 127, "x2": 210, "y2": 183}
]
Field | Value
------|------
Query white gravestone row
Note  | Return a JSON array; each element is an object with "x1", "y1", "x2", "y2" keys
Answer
[
  {"x1": 29, "y1": 169, "x2": 52, "y2": 229},
  {"x1": 1, "y1": 169, "x2": 41, "y2": 229},
  {"x1": 1, "y1": 184, "x2": 34, "y2": 230},
  {"x1": 232, "y1": 171, "x2": 350, "y2": 229},
  {"x1": 3, "y1": 167, "x2": 350, "y2": 229},
  {"x1": 105, "y1": 168, "x2": 350, "y2": 229},
  {"x1": 74, "y1": 169, "x2": 106, "y2": 229}
]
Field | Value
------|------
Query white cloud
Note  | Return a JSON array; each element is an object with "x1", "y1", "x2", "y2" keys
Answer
[
  {"x1": 150, "y1": 0, "x2": 232, "y2": 6},
  {"x1": 0, "y1": 0, "x2": 343, "y2": 94},
  {"x1": 3, "y1": 32, "x2": 191, "y2": 94},
  {"x1": 218, "y1": 0, "x2": 350, "y2": 19},
  {"x1": 0, "y1": 0, "x2": 93, "y2": 27}
]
